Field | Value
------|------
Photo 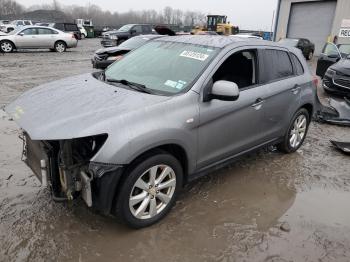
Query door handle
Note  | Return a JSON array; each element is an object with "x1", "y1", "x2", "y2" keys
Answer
[
  {"x1": 252, "y1": 98, "x2": 264, "y2": 109},
  {"x1": 291, "y1": 85, "x2": 301, "y2": 94}
]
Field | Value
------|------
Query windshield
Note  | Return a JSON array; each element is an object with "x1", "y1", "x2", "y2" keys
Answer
[
  {"x1": 119, "y1": 37, "x2": 151, "y2": 49},
  {"x1": 338, "y1": 44, "x2": 350, "y2": 56},
  {"x1": 278, "y1": 38, "x2": 299, "y2": 47},
  {"x1": 105, "y1": 41, "x2": 220, "y2": 95},
  {"x1": 118, "y1": 24, "x2": 133, "y2": 32}
]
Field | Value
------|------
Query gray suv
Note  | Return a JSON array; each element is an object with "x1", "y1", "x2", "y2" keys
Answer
[{"x1": 5, "y1": 36, "x2": 316, "y2": 228}]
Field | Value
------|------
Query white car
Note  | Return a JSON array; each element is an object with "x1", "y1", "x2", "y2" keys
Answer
[
  {"x1": 0, "y1": 20, "x2": 33, "y2": 33},
  {"x1": 0, "y1": 26, "x2": 78, "y2": 53},
  {"x1": 79, "y1": 26, "x2": 87, "y2": 39}
]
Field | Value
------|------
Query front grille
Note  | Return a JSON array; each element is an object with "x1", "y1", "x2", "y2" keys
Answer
[{"x1": 334, "y1": 78, "x2": 350, "y2": 88}]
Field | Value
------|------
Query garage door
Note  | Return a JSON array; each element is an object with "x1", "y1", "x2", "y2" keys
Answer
[{"x1": 287, "y1": 0, "x2": 337, "y2": 55}]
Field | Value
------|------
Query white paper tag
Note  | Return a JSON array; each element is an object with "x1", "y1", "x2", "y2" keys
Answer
[{"x1": 180, "y1": 51, "x2": 209, "y2": 61}]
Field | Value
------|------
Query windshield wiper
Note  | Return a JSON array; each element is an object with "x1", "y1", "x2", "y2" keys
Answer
[{"x1": 106, "y1": 78, "x2": 152, "y2": 94}]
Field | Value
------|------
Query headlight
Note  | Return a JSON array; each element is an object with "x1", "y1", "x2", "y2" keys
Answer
[
  {"x1": 325, "y1": 68, "x2": 336, "y2": 77},
  {"x1": 109, "y1": 35, "x2": 118, "y2": 40},
  {"x1": 107, "y1": 55, "x2": 123, "y2": 61}
]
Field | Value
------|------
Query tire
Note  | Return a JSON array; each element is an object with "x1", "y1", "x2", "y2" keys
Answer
[
  {"x1": 116, "y1": 152, "x2": 183, "y2": 228},
  {"x1": 0, "y1": 40, "x2": 14, "y2": 53},
  {"x1": 81, "y1": 33, "x2": 86, "y2": 39},
  {"x1": 277, "y1": 108, "x2": 310, "y2": 153},
  {"x1": 307, "y1": 51, "x2": 313, "y2": 60},
  {"x1": 54, "y1": 41, "x2": 66, "y2": 53}
]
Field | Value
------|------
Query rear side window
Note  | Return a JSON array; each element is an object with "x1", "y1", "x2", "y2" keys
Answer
[
  {"x1": 290, "y1": 53, "x2": 304, "y2": 75},
  {"x1": 65, "y1": 24, "x2": 78, "y2": 31},
  {"x1": 142, "y1": 25, "x2": 152, "y2": 33},
  {"x1": 259, "y1": 49, "x2": 294, "y2": 83},
  {"x1": 37, "y1": 28, "x2": 57, "y2": 35},
  {"x1": 54, "y1": 23, "x2": 64, "y2": 30}
]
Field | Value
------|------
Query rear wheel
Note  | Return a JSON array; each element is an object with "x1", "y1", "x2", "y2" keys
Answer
[
  {"x1": 116, "y1": 152, "x2": 183, "y2": 228},
  {"x1": 0, "y1": 40, "x2": 14, "y2": 53},
  {"x1": 81, "y1": 33, "x2": 86, "y2": 39},
  {"x1": 278, "y1": 108, "x2": 310, "y2": 153},
  {"x1": 54, "y1": 41, "x2": 66, "y2": 53}
]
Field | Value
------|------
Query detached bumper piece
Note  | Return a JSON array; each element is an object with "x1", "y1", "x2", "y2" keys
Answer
[
  {"x1": 315, "y1": 96, "x2": 350, "y2": 127},
  {"x1": 331, "y1": 141, "x2": 350, "y2": 155}
]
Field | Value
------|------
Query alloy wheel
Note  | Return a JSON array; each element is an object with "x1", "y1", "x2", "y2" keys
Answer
[
  {"x1": 1, "y1": 42, "x2": 12, "y2": 52},
  {"x1": 289, "y1": 114, "x2": 307, "y2": 148},
  {"x1": 55, "y1": 43, "x2": 65, "y2": 53},
  {"x1": 129, "y1": 164, "x2": 176, "y2": 220}
]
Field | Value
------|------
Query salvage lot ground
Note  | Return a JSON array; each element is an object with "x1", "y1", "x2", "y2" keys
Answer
[{"x1": 1, "y1": 39, "x2": 350, "y2": 262}]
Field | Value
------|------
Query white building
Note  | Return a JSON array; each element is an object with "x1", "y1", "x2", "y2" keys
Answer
[{"x1": 274, "y1": 0, "x2": 350, "y2": 55}]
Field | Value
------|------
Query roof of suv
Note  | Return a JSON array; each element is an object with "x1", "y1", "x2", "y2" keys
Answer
[{"x1": 157, "y1": 35, "x2": 264, "y2": 48}]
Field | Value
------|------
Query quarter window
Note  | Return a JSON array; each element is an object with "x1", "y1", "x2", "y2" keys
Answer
[
  {"x1": 260, "y1": 49, "x2": 294, "y2": 83},
  {"x1": 290, "y1": 53, "x2": 304, "y2": 76}
]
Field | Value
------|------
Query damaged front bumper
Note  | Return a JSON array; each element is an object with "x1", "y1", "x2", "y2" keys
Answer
[{"x1": 22, "y1": 132, "x2": 124, "y2": 215}]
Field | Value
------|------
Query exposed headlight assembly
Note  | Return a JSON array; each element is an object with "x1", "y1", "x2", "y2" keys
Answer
[
  {"x1": 109, "y1": 34, "x2": 118, "y2": 40},
  {"x1": 325, "y1": 68, "x2": 336, "y2": 78}
]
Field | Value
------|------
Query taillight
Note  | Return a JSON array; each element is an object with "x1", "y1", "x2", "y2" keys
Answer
[{"x1": 312, "y1": 76, "x2": 319, "y2": 87}]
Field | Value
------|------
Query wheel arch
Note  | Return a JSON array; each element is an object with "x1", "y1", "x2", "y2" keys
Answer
[
  {"x1": 300, "y1": 103, "x2": 313, "y2": 118},
  {"x1": 0, "y1": 39, "x2": 16, "y2": 50}
]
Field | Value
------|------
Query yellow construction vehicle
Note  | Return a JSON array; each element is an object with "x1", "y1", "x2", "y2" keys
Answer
[{"x1": 191, "y1": 15, "x2": 239, "y2": 36}]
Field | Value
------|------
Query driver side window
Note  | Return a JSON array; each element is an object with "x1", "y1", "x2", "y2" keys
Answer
[
  {"x1": 21, "y1": 28, "x2": 37, "y2": 35},
  {"x1": 212, "y1": 49, "x2": 257, "y2": 90}
]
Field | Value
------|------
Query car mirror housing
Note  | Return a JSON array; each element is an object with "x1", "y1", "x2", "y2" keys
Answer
[
  {"x1": 18, "y1": 32, "x2": 24, "y2": 36},
  {"x1": 208, "y1": 80, "x2": 240, "y2": 102}
]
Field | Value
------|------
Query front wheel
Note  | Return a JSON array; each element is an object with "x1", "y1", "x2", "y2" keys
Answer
[
  {"x1": 278, "y1": 108, "x2": 310, "y2": 153},
  {"x1": 116, "y1": 152, "x2": 183, "y2": 228},
  {"x1": 0, "y1": 40, "x2": 14, "y2": 53}
]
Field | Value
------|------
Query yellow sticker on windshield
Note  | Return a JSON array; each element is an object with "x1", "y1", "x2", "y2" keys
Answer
[{"x1": 180, "y1": 51, "x2": 209, "y2": 61}]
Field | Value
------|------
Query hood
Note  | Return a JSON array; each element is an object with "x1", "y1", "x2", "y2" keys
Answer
[
  {"x1": 331, "y1": 59, "x2": 350, "y2": 75},
  {"x1": 4, "y1": 73, "x2": 170, "y2": 140},
  {"x1": 95, "y1": 46, "x2": 130, "y2": 55}
]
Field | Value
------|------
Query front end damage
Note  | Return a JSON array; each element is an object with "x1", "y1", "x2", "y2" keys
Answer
[{"x1": 22, "y1": 132, "x2": 123, "y2": 214}]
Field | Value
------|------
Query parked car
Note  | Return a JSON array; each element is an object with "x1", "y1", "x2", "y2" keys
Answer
[
  {"x1": 0, "y1": 26, "x2": 78, "y2": 53},
  {"x1": 92, "y1": 35, "x2": 165, "y2": 69},
  {"x1": 316, "y1": 42, "x2": 350, "y2": 96},
  {"x1": 5, "y1": 36, "x2": 316, "y2": 228},
  {"x1": 278, "y1": 38, "x2": 315, "y2": 60},
  {"x1": 101, "y1": 24, "x2": 154, "y2": 47},
  {"x1": 0, "y1": 20, "x2": 33, "y2": 33},
  {"x1": 51, "y1": 23, "x2": 81, "y2": 40},
  {"x1": 78, "y1": 26, "x2": 87, "y2": 39},
  {"x1": 316, "y1": 42, "x2": 350, "y2": 77}
]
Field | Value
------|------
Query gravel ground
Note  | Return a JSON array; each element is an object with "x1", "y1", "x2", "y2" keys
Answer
[{"x1": 0, "y1": 39, "x2": 350, "y2": 262}]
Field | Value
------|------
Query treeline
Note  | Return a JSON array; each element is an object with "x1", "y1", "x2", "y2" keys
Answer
[{"x1": 1, "y1": 0, "x2": 207, "y2": 27}]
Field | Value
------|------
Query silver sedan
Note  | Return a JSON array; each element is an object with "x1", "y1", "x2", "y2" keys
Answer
[{"x1": 0, "y1": 26, "x2": 78, "y2": 53}]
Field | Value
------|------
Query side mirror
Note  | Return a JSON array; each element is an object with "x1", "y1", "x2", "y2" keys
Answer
[
  {"x1": 18, "y1": 32, "x2": 24, "y2": 36},
  {"x1": 206, "y1": 80, "x2": 240, "y2": 102}
]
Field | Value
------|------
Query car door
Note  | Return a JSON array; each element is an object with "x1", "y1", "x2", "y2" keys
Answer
[
  {"x1": 36, "y1": 28, "x2": 58, "y2": 48},
  {"x1": 257, "y1": 48, "x2": 302, "y2": 139},
  {"x1": 197, "y1": 48, "x2": 272, "y2": 169},
  {"x1": 316, "y1": 43, "x2": 341, "y2": 77},
  {"x1": 14, "y1": 28, "x2": 38, "y2": 48}
]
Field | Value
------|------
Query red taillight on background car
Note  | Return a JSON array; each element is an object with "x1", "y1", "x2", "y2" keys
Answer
[{"x1": 312, "y1": 76, "x2": 319, "y2": 87}]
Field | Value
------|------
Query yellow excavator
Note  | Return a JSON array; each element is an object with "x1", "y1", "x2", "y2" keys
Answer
[{"x1": 192, "y1": 15, "x2": 239, "y2": 36}]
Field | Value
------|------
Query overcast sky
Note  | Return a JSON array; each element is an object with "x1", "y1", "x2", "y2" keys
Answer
[{"x1": 17, "y1": 0, "x2": 278, "y2": 30}]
